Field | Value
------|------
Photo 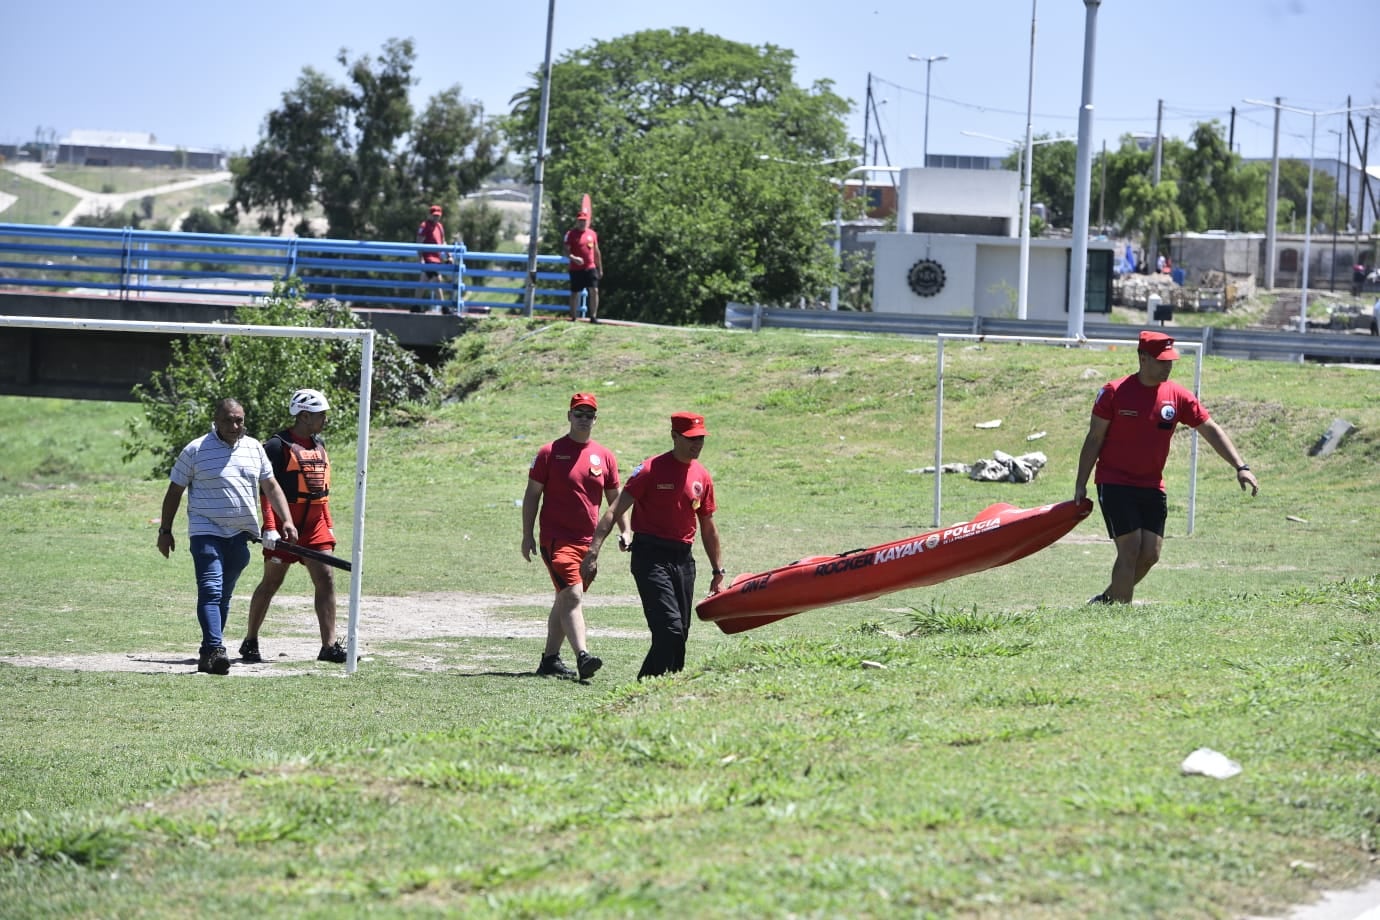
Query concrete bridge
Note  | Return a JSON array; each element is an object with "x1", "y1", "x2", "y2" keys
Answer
[{"x1": 0, "y1": 291, "x2": 468, "y2": 401}]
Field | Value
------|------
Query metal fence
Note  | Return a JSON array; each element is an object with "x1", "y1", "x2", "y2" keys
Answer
[
  {"x1": 723, "y1": 303, "x2": 1380, "y2": 364},
  {"x1": 0, "y1": 222, "x2": 571, "y2": 315}
]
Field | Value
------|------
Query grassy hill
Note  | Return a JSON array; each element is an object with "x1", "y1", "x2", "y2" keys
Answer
[{"x1": 0, "y1": 319, "x2": 1378, "y2": 918}]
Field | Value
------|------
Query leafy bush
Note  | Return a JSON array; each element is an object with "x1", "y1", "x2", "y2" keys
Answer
[{"x1": 123, "y1": 280, "x2": 440, "y2": 476}]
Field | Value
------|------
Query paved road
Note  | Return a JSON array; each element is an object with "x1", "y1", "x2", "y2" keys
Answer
[{"x1": 1, "y1": 161, "x2": 232, "y2": 227}]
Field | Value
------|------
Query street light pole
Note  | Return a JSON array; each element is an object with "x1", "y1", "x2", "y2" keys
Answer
[
  {"x1": 522, "y1": 0, "x2": 557, "y2": 317},
  {"x1": 908, "y1": 54, "x2": 948, "y2": 166},
  {"x1": 1328, "y1": 127, "x2": 1342, "y2": 291},
  {"x1": 1019, "y1": 0, "x2": 1038, "y2": 321},
  {"x1": 963, "y1": 131, "x2": 1064, "y2": 321}
]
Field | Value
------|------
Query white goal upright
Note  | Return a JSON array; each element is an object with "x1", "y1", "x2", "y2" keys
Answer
[
  {"x1": 0, "y1": 315, "x2": 375, "y2": 674},
  {"x1": 933, "y1": 333, "x2": 1204, "y2": 535}
]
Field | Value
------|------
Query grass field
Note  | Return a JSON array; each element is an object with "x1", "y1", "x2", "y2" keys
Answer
[
  {"x1": 1, "y1": 319, "x2": 1378, "y2": 918},
  {"x1": 44, "y1": 166, "x2": 213, "y2": 195},
  {"x1": 0, "y1": 169, "x2": 79, "y2": 224}
]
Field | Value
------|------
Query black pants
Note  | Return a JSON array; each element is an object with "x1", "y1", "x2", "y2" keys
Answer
[{"x1": 630, "y1": 535, "x2": 696, "y2": 679}]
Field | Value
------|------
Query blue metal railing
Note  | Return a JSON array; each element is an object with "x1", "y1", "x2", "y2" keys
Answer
[{"x1": 0, "y1": 223, "x2": 571, "y2": 314}]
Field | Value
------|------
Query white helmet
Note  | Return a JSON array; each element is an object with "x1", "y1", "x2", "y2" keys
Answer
[{"x1": 289, "y1": 388, "x2": 330, "y2": 415}]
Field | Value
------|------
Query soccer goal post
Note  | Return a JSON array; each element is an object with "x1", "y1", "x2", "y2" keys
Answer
[
  {"x1": 933, "y1": 333, "x2": 1204, "y2": 535},
  {"x1": 0, "y1": 314, "x2": 375, "y2": 674}
]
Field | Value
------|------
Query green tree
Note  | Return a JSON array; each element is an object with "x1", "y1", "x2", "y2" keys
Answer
[
  {"x1": 453, "y1": 200, "x2": 504, "y2": 252},
  {"x1": 1275, "y1": 158, "x2": 1338, "y2": 232},
  {"x1": 1119, "y1": 174, "x2": 1186, "y2": 243},
  {"x1": 506, "y1": 28, "x2": 853, "y2": 324},
  {"x1": 228, "y1": 39, "x2": 501, "y2": 242},
  {"x1": 123, "y1": 281, "x2": 438, "y2": 477}
]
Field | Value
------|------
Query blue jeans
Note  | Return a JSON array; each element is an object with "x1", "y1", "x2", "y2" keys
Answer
[{"x1": 190, "y1": 533, "x2": 251, "y2": 652}]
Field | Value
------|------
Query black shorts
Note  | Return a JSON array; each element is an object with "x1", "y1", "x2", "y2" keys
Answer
[
  {"x1": 569, "y1": 268, "x2": 600, "y2": 292},
  {"x1": 1097, "y1": 483, "x2": 1167, "y2": 539}
]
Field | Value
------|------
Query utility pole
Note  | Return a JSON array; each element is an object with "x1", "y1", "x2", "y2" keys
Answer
[
  {"x1": 1148, "y1": 98, "x2": 1163, "y2": 268},
  {"x1": 1264, "y1": 97, "x2": 1281, "y2": 290},
  {"x1": 522, "y1": 0, "x2": 558, "y2": 317},
  {"x1": 1329, "y1": 127, "x2": 1342, "y2": 290},
  {"x1": 1066, "y1": 0, "x2": 1101, "y2": 340},
  {"x1": 862, "y1": 73, "x2": 873, "y2": 169}
]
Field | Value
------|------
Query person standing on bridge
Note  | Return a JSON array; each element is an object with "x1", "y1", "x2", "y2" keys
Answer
[
  {"x1": 582, "y1": 412, "x2": 725, "y2": 679},
  {"x1": 239, "y1": 388, "x2": 346, "y2": 666},
  {"x1": 157, "y1": 398, "x2": 297, "y2": 675},
  {"x1": 416, "y1": 204, "x2": 454, "y2": 314},
  {"x1": 563, "y1": 207, "x2": 602, "y2": 323},
  {"x1": 521, "y1": 392, "x2": 629, "y2": 680},
  {"x1": 1074, "y1": 331, "x2": 1258, "y2": 606}
]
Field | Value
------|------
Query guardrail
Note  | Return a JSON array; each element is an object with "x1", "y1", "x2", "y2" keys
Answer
[
  {"x1": 723, "y1": 303, "x2": 1380, "y2": 364},
  {"x1": 0, "y1": 222, "x2": 571, "y2": 315}
]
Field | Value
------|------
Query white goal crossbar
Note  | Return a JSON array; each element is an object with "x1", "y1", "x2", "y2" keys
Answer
[
  {"x1": 934, "y1": 333, "x2": 1204, "y2": 535},
  {"x1": 0, "y1": 315, "x2": 375, "y2": 674}
]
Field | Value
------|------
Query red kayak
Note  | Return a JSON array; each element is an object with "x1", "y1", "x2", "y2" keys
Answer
[{"x1": 696, "y1": 499, "x2": 1094, "y2": 634}]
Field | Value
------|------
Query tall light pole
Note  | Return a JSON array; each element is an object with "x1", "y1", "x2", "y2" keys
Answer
[
  {"x1": 522, "y1": 0, "x2": 557, "y2": 317},
  {"x1": 1067, "y1": 0, "x2": 1101, "y2": 340},
  {"x1": 1327, "y1": 127, "x2": 1342, "y2": 291},
  {"x1": 962, "y1": 131, "x2": 1062, "y2": 321},
  {"x1": 907, "y1": 53, "x2": 948, "y2": 166},
  {"x1": 1019, "y1": 0, "x2": 1038, "y2": 320}
]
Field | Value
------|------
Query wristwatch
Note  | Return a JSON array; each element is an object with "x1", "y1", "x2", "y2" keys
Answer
[
  {"x1": 158, "y1": 527, "x2": 172, "y2": 535},
  {"x1": 1236, "y1": 464, "x2": 1250, "y2": 472},
  {"x1": 712, "y1": 567, "x2": 727, "y2": 576}
]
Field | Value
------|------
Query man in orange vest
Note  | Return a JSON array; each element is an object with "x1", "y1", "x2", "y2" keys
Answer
[{"x1": 239, "y1": 388, "x2": 346, "y2": 664}]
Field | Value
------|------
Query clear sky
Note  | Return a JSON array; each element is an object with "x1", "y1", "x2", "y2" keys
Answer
[{"x1": 4, "y1": 0, "x2": 1377, "y2": 168}]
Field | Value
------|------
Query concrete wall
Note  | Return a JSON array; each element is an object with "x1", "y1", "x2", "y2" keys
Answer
[
  {"x1": 869, "y1": 233, "x2": 1112, "y2": 321},
  {"x1": 0, "y1": 293, "x2": 459, "y2": 401},
  {"x1": 897, "y1": 168, "x2": 1020, "y2": 236}
]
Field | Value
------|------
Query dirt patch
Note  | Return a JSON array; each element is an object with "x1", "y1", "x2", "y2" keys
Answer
[{"x1": 0, "y1": 592, "x2": 646, "y2": 677}]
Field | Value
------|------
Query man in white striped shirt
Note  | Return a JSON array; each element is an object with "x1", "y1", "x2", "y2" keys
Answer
[{"x1": 157, "y1": 398, "x2": 297, "y2": 675}]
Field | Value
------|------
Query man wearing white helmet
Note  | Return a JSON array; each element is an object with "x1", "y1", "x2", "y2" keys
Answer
[{"x1": 239, "y1": 388, "x2": 346, "y2": 664}]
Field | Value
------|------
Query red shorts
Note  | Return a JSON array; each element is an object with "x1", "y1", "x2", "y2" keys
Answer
[
  {"x1": 540, "y1": 539, "x2": 593, "y2": 592},
  {"x1": 264, "y1": 511, "x2": 333, "y2": 565}
]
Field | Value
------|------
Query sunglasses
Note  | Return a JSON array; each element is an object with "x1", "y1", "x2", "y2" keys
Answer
[{"x1": 571, "y1": 410, "x2": 597, "y2": 420}]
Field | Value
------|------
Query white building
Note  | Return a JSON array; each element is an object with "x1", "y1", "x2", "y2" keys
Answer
[{"x1": 866, "y1": 167, "x2": 1114, "y2": 321}]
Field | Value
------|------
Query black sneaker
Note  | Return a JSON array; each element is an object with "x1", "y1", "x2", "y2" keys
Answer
[
  {"x1": 203, "y1": 646, "x2": 231, "y2": 675},
  {"x1": 238, "y1": 637, "x2": 263, "y2": 663},
  {"x1": 317, "y1": 641, "x2": 347, "y2": 663},
  {"x1": 576, "y1": 650, "x2": 603, "y2": 680},
  {"x1": 537, "y1": 654, "x2": 574, "y2": 677},
  {"x1": 1088, "y1": 592, "x2": 1112, "y2": 605}
]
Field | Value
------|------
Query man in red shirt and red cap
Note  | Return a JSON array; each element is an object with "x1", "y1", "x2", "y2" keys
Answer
[
  {"x1": 583, "y1": 412, "x2": 726, "y2": 679},
  {"x1": 563, "y1": 208, "x2": 602, "y2": 323},
  {"x1": 522, "y1": 392, "x2": 628, "y2": 680},
  {"x1": 416, "y1": 204, "x2": 453, "y2": 314},
  {"x1": 1074, "y1": 331, "x2": 1259, "y2": 605}
]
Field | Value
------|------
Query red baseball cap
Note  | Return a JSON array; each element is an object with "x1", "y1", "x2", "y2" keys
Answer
[
  {"x1": 671, "y1": 411, "x2": 708, "y2": 437},
  {"x1": 429, "y1": 204, "x2": 442, "y2": 215},
  {"x1": 570, "y1": 392, "x2": 597, "y2": 410},
  {"x1": 1138, "y1": 330, "x2": 1180, "y2": 361}
]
